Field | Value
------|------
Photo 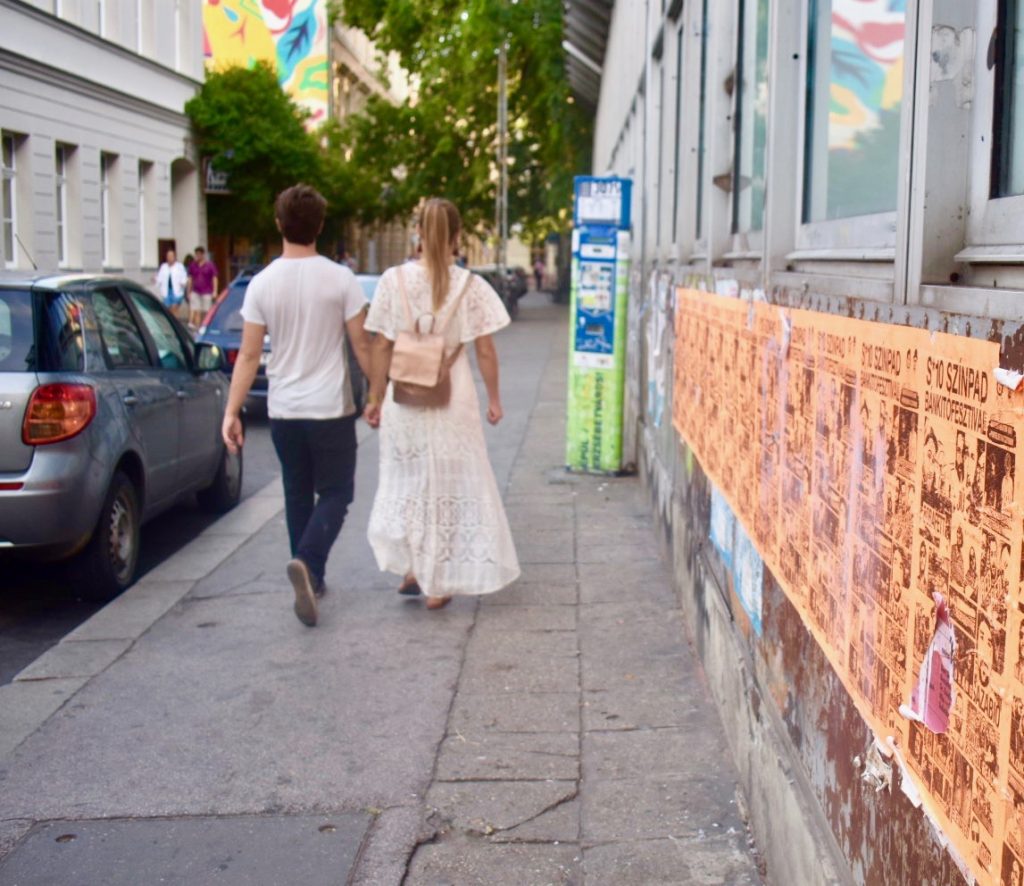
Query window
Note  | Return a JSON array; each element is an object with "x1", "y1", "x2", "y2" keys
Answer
[
  {"x1": 0, "y1": 290, "x2": 34, "y2": 372},
  {"x1": 732, "y1": 0, "x2": 770, "y2": 234},
  {"x1": 2, "y1": 134, "x2": 15, "y2": 268},
  {"x1": 100, "y1": 154, "x2": 111, "y2": 266},
  {"x1": 93, "y1": 289, "x2": 151, "y2": 368},
  {"x1": 127, "y1": 291, "x2": 189, "y2": 371},
  {"x1": 55, "y1": 146, "x2": 68, "y2": 267},
  {"x1": 695, "y1": 0, "x2": 709, "y2": 238},
  {"x1": 802, "y1": 0, "x2": 906, "y2": 222},
  {"x1": 39, "y1": 293, "x2": 86, "y2": 372},
  {"x1": 994, "y1": 0, "x2": 1024, "y2": 198},
  {"x1": 138, "y1": 160, "x2": 154, "y2": 266},
  {"x1": 672, "y1": 24, "x2": 685, "y2": 245}
]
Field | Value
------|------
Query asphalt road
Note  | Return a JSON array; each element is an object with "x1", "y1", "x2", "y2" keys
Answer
[{"x1": 0, "y1": 407, "x2": 279, "y2": 686}]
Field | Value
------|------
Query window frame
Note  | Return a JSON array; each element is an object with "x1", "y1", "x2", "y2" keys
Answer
[
  {"x1": 2, "y1": 133, "x2": 16, "y2": 270},
  {"x1": 791, "y1": 0, "x2": 910, "y2": 260},
  {"x1": 958, "y1": 1, "x2": 1024, "y2": 260},
  {"x1": 91, "y1": 287, "x2": 155, "y2": 370},
  {"x1": 55, "y1": 145, "x2": 68, "y2": 268}
]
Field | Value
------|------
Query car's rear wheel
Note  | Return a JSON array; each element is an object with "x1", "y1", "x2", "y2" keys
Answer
[
  {"x1": 197, "y1": 442, "x2": 243, "y2": 514},
  {"x1": 76, "y1": 470, "x2": 140, "y2": 600}
]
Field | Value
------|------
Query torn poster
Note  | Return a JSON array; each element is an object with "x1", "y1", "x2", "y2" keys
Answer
[{"x1": 901, "y1": 593, "x2": 956, "y2": 734}]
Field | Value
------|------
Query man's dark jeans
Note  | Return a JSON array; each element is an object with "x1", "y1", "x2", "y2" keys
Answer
[{"x1": 269, "y1": 415, "x2": 357, "y2": 585}]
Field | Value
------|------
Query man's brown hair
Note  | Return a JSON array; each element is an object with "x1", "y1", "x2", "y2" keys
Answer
[{"x1": 275, "y1": 184, "x2": 327, "y2": 246}]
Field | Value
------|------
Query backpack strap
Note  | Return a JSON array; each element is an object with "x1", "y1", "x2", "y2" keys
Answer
[{"x1": 437, "y1": 269, "x2": 475, "y2": 335}]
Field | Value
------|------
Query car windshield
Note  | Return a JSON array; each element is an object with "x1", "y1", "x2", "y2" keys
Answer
[
  {"x1": 207, "y1": 285, "x2": 248, "y2": 333},
  {"x1": 0, "y1": 289, "x2": 89, "y2": 372},
  {"x1": 0, "y1": 289, "x2": 34, "y2": 372}
]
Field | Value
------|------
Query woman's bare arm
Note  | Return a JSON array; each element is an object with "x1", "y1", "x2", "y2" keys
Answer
[{"x1": 474, "y1": 334, "x2": 503, "y2": 425}]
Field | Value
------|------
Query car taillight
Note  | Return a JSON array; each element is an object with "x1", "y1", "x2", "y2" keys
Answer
[
  {"x1": 225, "y1": 348, "x2": 239, "y2": 366},
  {"x1": 22, "y1": 384, "x2": 97, "y2": 445}
]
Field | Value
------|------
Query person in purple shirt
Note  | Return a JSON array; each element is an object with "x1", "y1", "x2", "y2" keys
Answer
[{"x1": 187, "y1": 246, "x2": 218, "y2": 330}]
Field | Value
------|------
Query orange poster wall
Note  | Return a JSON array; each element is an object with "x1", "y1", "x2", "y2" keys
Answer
[{"x1": 672, "y1": 288, "x2": 1024, "y2": 886}]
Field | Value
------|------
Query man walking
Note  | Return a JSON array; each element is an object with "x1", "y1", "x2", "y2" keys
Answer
[
  {"x1": 187, "y1": 246, "x2": 218, "y2": 330},
  {"x1": 221, "y1": 185, "x2": 371, "y2": 627},
  {"x1": 155, "y1": 248, "x2": 188, "y2": 318}
]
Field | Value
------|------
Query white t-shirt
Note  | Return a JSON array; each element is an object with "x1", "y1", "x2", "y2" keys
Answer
[{"x1": 241, "y1": 255, "x2": 367, "y2": 419}]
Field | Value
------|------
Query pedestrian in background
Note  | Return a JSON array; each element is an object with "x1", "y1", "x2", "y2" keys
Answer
[
  {"x1": 221, "y1": 184, "x2": 372, "y2": 628},
  {"x1": 363, "y1": 198, "x2": 520, "y2": 609},
  {"x1": 188, "y1": 246, "x2": 218, "y2": 330},
  {"x1": 533, "y1": 256, "x2": 544, "y2": 291},
  {"x1": 154, "y1": 248, "x2": 188, "y2": 318}
]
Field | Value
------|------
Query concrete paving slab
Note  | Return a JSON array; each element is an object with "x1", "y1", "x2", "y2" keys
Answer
[
  {"x1": 0, "y1": 814, "x2": 369, "y2": 886},
  {"x1": 449, "y1": 692, "x2": 580, "y2": 735},
  {"x1": 437, "y1": 731, "x2": 579, "y2": 781},
  {"x1": 13, "y1": 638, "x2": 131, "y2": 682},
  {"x1": 459, "y1": 650, "x2": 579, "y2": 695},
  {"x1": 515, "y1": 562, "x2": 577, "y2": 584},
  {"x1": 0, "y1": 677, "x2": 88, "y2": 759},
  {"x1": 465, "y1": 628, "x2": 579, "y2": 661},
  {"x1": 406, "y1": 837, "x2": 581, "y2": 885},
  {"x1": 581, "y1": 690, "x2": 704, "y2": 732},
  {"x1": 488, "y1": 796, "x2": 581, "y2": 843},
  {"x1": 583, "y1": 728, "x2": 731, "y2": 781},
  {"x1": 426, "y1": 779, "x2": 578, "y2": 837},
  {"x1": 480, "y1": 581, "x2": 578, "y2": 606},
  {"x1": 581, "y1": 776, "x2": 746, "y2": 843},
  {"x1": 472, "y1": 604, "x2": 576, "y2": 633},
  {"x1": 582, "y1": 835, "x2": 761, "y2": 885},
  {"x1": 582, "y1": 653, "x2": 694, "y2": 693},
  {"x1": 63, "y1": 581, "x2": 193, "y2": 641}
]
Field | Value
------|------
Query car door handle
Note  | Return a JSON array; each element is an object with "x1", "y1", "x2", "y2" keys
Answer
[
  {"x1": 122, "y1": 394, "x2": 138, "y2": 406},
  {"x1": 176, "y1": 390, "x2": 188, "y2": 400}
]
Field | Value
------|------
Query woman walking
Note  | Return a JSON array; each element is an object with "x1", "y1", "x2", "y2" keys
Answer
[{"x1": 363, "y1": 199, "x2": 520, "y2": 608}]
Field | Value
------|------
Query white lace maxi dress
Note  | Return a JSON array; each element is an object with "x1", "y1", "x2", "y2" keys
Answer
[{"x1": 364, "y1": 263, "x2": 521, "y2": 597}]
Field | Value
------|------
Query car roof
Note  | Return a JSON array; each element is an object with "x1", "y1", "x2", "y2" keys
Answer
[{"x1": 0, "y1": 273, "x2": 146, "y2": 291}]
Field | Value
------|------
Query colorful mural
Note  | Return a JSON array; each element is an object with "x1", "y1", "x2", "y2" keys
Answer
[
  {"x1": 203, "y1": 0, "x2": 329, "y2": 126},
  {"x1": 673, "y1": 288, "x2": 1024, "y2": 886}
]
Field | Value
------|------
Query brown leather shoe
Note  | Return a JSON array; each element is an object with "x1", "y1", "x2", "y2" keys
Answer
[{"x1": 287, "y1": 559, "x2": 318, "y2": 627}]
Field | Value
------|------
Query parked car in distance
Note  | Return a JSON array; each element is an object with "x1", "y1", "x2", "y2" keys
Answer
[
  {"x1": 198, "y1": 264, "x2": 371, "y2": 414},
  {"x1": 197, "y1": 268, "x2": 270, "y2": 407},
  {"x1": 0, "y1": 275, "x2": 241, "y2": 599}
]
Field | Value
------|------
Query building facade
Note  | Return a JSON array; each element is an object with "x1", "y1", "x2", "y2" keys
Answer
[
  {"x1": 583, "y1": 1, "x2": 1024, "y2": 885},
  {"x1": 1, "y1": 0, "x2": 205, "y2": 284}
]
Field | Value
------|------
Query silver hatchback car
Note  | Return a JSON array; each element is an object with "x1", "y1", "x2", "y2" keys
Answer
[{"x1": 0, "y1": 276, "x2": 241, "y2": 598}]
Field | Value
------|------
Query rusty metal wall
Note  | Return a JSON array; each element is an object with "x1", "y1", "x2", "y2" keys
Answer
[{"x1": 632, "y1": 275, "x2": 1024, "y2": 886}]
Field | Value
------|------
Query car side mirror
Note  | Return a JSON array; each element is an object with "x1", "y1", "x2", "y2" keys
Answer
[{"x1": 195, "y1": 341, "x2": 225, "y2": 372}]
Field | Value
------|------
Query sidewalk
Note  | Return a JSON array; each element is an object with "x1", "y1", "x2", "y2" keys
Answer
[{"x1": 0, "y1": 294, "x2": 761, "y2": 885}]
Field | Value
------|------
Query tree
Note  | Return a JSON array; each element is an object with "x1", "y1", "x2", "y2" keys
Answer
[
  {"x1": 335, "y1": 0, "x2": 591, "y2": 238},
  {"x1": 186, "y1": 64, "x2": 341, "y2": 244}
]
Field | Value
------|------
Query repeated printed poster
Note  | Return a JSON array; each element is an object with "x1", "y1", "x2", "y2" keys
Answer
[{"x1": 672, "y1": 288, "x2": 1024, "y2": 886}]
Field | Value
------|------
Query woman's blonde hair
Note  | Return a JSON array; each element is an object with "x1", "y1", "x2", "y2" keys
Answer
[{"x1": 420, "y1": 198, "x2": 461, "y2": 312}]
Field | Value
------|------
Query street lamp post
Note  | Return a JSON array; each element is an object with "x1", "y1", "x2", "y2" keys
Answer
[{"x1": 496, "y1": 39, "x2": 509, "y2": 283}]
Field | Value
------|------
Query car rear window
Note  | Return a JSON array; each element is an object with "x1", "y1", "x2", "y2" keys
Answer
[
  {"x1": 206, "y1": 286, "x2": 247, "y2": 333},
  {"x1": 0, "y1": 289, "x2": 34, "y2": 372}
]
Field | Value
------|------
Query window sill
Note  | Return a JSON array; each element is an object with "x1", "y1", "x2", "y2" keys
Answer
[
  {"x1": 721, "y1": 250, "x2": 762, "y2": 262},
  {"x1": 785, "y1": 247, "x2": 895, "y2": 263},
  {"x1": 953, "y1": 245, "x2": 1024, "y2": 264}
]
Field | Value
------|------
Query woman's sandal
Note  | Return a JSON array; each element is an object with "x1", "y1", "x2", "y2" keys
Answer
[
  {"x1": 398, "y1": 579, "x2": 422, "y2": 596},
  {"x1": 425, "y1": 595, "x2": 453, "y2": 610}
]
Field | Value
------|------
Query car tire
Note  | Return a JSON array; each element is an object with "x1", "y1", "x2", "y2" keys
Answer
[
  {"x1": 76, "y1": 470, "x2": 141, "y2": 600},
  {"x1": 197, "y1": 442, "x2": 243, "y2": 514}
]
